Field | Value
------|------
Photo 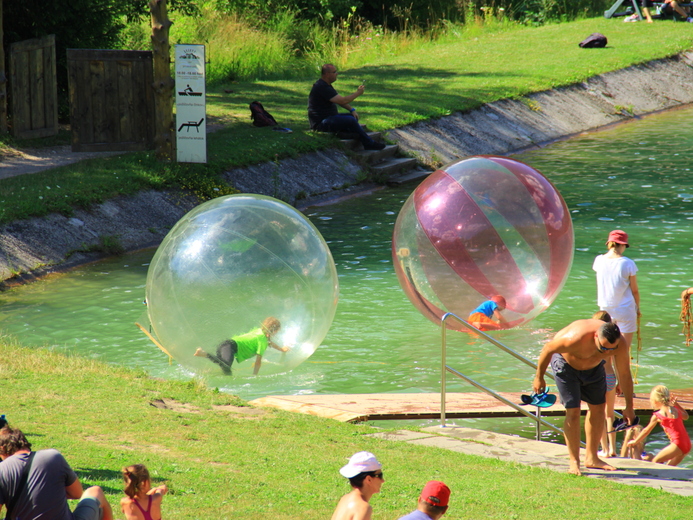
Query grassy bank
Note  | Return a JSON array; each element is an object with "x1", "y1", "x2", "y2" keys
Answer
[
  {"x1": 1, "y1": 17, "x2": 693, "y2": 225},
  {"x1": 0, "y1": 128, "x2": 334, "y2": 224},
  {"x1": 1, "y1": 334, "x2": 692, "y2": 519}
]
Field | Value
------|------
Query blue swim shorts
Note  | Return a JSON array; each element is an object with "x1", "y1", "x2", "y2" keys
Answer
[{"x1": 550, "y1": 354, "x2": 606, "y2": 409}]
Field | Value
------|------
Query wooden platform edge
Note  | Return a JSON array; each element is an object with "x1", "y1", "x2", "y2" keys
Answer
[
  {"x1": 248, "y1": 390, "x2": 693, "y2": 423},
  {"x1": 250, "y1": 396, "x2": 367, "y2": 423}
]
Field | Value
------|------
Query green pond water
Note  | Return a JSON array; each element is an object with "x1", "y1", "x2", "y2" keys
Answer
[{"x1": 2, "y1": 106, "x2": 693, "y2": 462}]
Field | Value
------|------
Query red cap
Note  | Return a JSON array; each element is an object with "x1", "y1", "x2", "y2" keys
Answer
[
  {"x1": 491, "y1": 295, "x2": 506, "y2": 308},
  {"x1": 419, "y1": 481, "x2": 450, "y2": 507},
  {"x1": 606, "y1": 230, "x2": 629, "y2": 247}
]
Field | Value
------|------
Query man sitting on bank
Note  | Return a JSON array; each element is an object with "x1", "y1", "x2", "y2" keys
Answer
[
  {"x1": 0, "y1": 427, "x2": 113, "y2": 520},
  {"x1": 308, "y1": 64, "x2": 385, "y2": 150}
]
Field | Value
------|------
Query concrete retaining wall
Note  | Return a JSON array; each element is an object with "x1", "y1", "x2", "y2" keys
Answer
[{"x1": 390, "y1": 52, "x2": 693, "y2": 164}]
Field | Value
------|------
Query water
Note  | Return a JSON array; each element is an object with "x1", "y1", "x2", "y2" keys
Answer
[{"x1": 3, "y1": 106, "x2": 693, "y2": 462}]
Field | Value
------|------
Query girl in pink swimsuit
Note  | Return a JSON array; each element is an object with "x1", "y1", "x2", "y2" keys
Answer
[
  {"x1": 121, "y1": 464, "x2": 168, "y2": 520},
  {"x1": 627, "y1": 385, "x2": 691, "y2": 466}
]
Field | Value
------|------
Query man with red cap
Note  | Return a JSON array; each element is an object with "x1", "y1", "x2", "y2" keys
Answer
[
  {"x1": 398, "y1": 481, "x2": 450, "y2": 520},
  {"x1": 331, "y1": 451, "x2": 384, "y2": 520}
]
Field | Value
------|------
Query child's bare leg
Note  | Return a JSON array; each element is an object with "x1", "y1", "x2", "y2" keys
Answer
[
  {"x1": 642, "y1": 7, "x2": 654, "y2": 22},
  {"x1": 620, "y1": 428, "x2": 636, "y2": 458},
  {"x1": 668, "y1": 452, "x2": 685, "y2": 466},
  {"x1": 194, "y1": 347, "x2": 232, "y2": 374},
  {"x1": 652, "y1": 444, "x2": 683, "y2": 465},
  {"x1": 600, "y1": 385, "x2": 616, "y2": 455},
  {"x1": 670, "y1": 1, "x2": 688, "y2": 17}
]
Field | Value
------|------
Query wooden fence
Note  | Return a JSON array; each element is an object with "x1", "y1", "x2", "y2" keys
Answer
[
  {"x1": 10, "y1": 34, "x2": 58, "y2": 139},
  {"x1": 67, "y1": 49, "x2": 154, "y2": 152}
]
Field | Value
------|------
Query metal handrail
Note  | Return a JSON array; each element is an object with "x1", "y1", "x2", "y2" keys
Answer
[
  {"x1": 439, "y1": 312, "x2": 588, "y2": 446},
  {"x1": 445, "y1": 365, "x2": 565, "y2": 437},
  {"x1": 440, "y1": 311, "x2": 555, "y2": 427}
]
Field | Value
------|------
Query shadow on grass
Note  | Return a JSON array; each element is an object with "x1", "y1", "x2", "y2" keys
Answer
[
  {"x1": 75, "y1": 467, "x2": 136, "y2": 494},
  {"x1": 350, "y1": 65, "x2": 528, "y2": 121}
]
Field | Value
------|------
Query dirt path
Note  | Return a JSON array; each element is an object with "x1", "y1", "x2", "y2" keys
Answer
[
  {"x1": 0, "y1": 145, "x2": 123, "y2": 180},
  {"x1": 0, "y1": 117, "x2": 228, "y2": 180}
]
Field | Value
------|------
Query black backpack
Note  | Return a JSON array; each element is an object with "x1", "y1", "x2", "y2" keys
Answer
[
  {"x1": 579, "y1": 33, "x2": 607, "y2": 48},
  {"x1": 249, "y1": 101, "x2": 278, "y2": 127}
]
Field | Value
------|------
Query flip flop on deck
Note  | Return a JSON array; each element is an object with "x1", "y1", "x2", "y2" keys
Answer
[
  {"x1": 608, "y1": 415, "x2": 640, "y2": 433},
  {"x1": 519, "y1": 389, "x2": 557, "y2": 408}
]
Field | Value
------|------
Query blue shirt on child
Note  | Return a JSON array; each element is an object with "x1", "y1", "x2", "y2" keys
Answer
[{"x1": 469, "y1": 300, "x2": 498, "y2": 318}]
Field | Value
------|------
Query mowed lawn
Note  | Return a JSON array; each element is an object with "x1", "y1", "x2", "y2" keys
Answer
[
  {"x1": 205, "y1": 18, "x2": 693, "y2": 131},
  {"x1": 0, "y1": 337, "x2": 691, "y2": 520}
]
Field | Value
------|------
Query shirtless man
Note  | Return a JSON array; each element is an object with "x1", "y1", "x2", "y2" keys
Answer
[
  {"x1": 331, "y1": 451, "x2": 384, "y2": 520},
  {"x1": 533, "y1": 319, "x2": 635, "y2": 476}
]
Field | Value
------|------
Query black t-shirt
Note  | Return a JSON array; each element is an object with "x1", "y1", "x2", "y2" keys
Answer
[{"x1": 308, "y1": 79, "x2": 339, "y2": 129}]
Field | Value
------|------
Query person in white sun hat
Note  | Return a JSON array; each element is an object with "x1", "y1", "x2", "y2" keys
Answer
[{"x1": 331, "y1": 451, "x2": 384, "y2": 520}]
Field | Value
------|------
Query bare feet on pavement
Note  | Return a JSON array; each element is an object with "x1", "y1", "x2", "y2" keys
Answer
[{"x1": 585, "y1": 458, "x2": 617, "y2": 471}]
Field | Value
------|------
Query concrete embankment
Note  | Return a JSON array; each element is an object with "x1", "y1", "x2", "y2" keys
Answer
[{"x1": 2, "y1": 51, "x2": 693, "y2": 285}]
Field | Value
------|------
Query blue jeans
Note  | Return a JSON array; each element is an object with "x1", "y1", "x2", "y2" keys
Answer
[
  {"x1": 73, "y1": 497, "x2": 102, "y2": 520},
  {"x1": 315, "y1": 115, "x2": 376, "y2": 146}
]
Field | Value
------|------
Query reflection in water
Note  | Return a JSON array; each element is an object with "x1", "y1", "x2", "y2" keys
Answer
[{"x1": 2, "y1": 107, "x2": 693, "y2": 464}]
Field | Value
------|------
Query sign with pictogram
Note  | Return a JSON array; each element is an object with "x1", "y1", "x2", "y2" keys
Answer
[{"x1": 175, "y1": 44, "x2": 207, "y2": 163}]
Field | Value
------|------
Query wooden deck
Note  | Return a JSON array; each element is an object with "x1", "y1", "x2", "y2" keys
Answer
[{"x1": 249, "y1": 388, "x2": 693, "y2": 423}]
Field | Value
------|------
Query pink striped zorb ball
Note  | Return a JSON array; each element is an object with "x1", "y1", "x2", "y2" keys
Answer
[{"x1": 392, "y1": 156, "x2": 573, "y2": 331}]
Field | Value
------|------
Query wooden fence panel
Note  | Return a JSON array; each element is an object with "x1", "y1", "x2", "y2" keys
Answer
[
  {"x1": 9, "y1": 34, "x2": 58, "y2": 139},
  {"x1": 118, "y1": 61, "x2": 135, "y2": 143},
  {"x1": 67, "y1": 49, "x2": 154, "y2": 152}
]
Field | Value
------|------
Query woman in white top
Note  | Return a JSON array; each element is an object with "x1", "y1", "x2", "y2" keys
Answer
[{"x1": 593, "y1": 229, "x2": 640, "y2": 457}]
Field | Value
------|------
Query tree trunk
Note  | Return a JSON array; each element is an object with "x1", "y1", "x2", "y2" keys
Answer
[
  {"x1": 149, "y1": 0, "x2": 174, "y2": 161},
  {"x1": 0, "y1": 0, "x2": 8, "y2": 135}
]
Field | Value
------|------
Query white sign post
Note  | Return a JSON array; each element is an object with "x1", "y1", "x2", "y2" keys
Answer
[{"x1": 175, "y1": 44, "x2": 206, "y2": 163}]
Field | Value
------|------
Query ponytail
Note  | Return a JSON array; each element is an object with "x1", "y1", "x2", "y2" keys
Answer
[{"x1": 122, "y1": 464, "x2": 150, "y2": 498}]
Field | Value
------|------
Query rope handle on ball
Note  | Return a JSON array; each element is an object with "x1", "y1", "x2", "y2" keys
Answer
[
  {"x1": 136, "y1": 322, "x2": 173, "y2": 365},
  {"x1": 681, "y1": 291, "x2": 692, "y2": 348},
  {"x1": 632, "y1": 312, "x2": 642, "y2": 385}
]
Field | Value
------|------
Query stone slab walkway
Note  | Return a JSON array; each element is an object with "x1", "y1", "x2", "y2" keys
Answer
[{"x1": 368, "y1": 427, "x2": 693, "y2": 496}]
